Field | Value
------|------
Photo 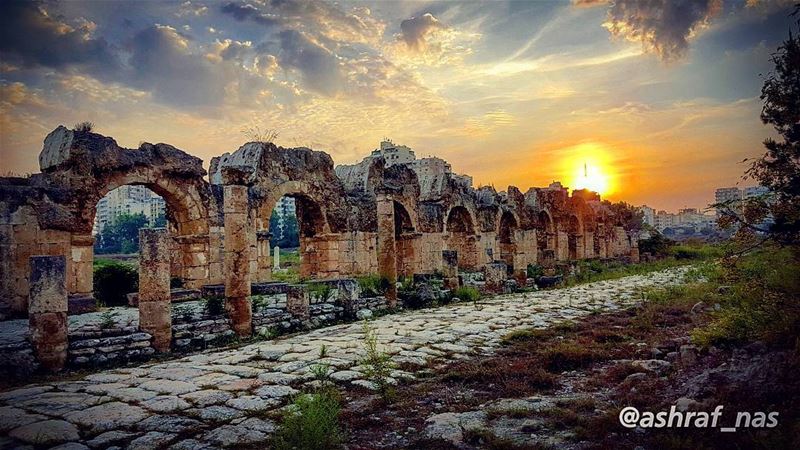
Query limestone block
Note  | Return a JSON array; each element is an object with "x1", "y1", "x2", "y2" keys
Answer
[
  {"x1": 483, "y1": 262, "x2": 507, "y2": 294},
  {"x1": 29, "y1": 255, "x2": 67, "y2": 315},
  {"x1": 286, "y1": 285, "x2": 309, "y2": 320},
  {"x1": 29, "y1": 311, "x2": 68, "y2": 370},
  {"x1": 39, "y1": 126, "x2": 74, "y2": 171}
]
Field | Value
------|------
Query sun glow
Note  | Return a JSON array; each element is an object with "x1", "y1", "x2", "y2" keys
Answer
[
  {"x1": 563, "y1": 143, "x2": 616, "y2": 197},
  {"x1": 574, "y1": 162, "x2": 610, "y2": 195}
]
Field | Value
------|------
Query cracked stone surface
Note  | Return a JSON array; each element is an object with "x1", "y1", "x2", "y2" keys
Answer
[{"x1": 0, "y1": 268, "x2": 688, "y2": 448}]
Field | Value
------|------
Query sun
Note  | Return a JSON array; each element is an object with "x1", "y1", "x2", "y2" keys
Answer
[
  {"x1": 562, "y1": 142, "x2": 616, "y2": 197},
  {"x1": 573, "y1": 163, "x2": 610, "y2": 195}
]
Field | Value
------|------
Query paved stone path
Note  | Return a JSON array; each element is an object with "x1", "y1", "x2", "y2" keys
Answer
[{"x1": 0, "y1": 267, "x2": 690, "y2": 449}]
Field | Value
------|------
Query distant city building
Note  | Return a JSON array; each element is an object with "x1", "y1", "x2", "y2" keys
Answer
[
  {"x1": 370, "y1": 139, "x2": 416, "y2": 166},
  {"x1": 714, "y1": 187, "x2": 742, "y2": 217},
  {"x1": 743, "y1": 185, "x2": 769, "y2": 200},
  {"x1": 93, "y1": 185, "x2": 166, "y2": 234},
  {"x1": 273, "y1": 196, "x2": 296, "y2": 241},
  {"x1": 652, "y1": 207, "x2": 715, "y2": 234},
  {"x1": 638, "y1": 205, "x2": 655, "y2": 227}
]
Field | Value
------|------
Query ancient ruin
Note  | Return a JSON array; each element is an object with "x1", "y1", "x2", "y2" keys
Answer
[{"x1": 0, "y1": 126, "x2": 639, "y2": 371}]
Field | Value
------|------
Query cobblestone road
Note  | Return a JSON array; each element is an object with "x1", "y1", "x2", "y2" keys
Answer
[{"x1": 0, "y1": 267, "x2": 689, "y2": 449}]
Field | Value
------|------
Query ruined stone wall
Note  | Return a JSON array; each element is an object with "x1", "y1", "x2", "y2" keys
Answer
[{"x1": 1, "y1": 127, "x2": 645, "y2": 318}]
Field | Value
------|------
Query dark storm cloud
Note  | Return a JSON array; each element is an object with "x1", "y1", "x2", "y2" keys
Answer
[
  {"x1": 277, "y1": 30, "x2": 345, "y2": 95},
  {"x1": 0, "y1": 1, "x2": 119, "y2": 74},
  {"x1": 603, "y1": 0, "x2": 722, "y2": 62},
  {"x1": 399, "y1": 13, "x2": 444, "y2": 51}
]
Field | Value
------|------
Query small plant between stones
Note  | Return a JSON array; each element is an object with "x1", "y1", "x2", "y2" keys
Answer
[
  {"x1": 204, "y1": 296, "x2": 225, "y2": 316},
  {"x1": 99, "y1": 310, "x2": 117, "y2": 329},
  {"x1": 360, "y1": 319, "x2": 396, "y2": 401}
]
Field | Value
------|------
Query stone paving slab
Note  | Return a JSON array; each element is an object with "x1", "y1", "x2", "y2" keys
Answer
[{"x1": 0, "y1": 267, "x2": 689, "y2": 448}]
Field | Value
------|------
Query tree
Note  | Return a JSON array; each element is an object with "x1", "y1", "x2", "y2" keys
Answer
[
  {"x1": 280, "y1": 214, "x2": 300, "y2": 248},
  {"x1": 153, "y1": 213, "x2": 167, "y2": 228},
  {"x1": 95, "y1": 213, "x2": 149, "y2": 254},
  {"x1": 607, "y1": 201, "x2": 645, "y2": 232},
  {"x1": 269, "y1": 209, "x2": 300, "y2": 248},
  {"x1": 720, "y1": 11, "x2": 800, "y2": 246}
]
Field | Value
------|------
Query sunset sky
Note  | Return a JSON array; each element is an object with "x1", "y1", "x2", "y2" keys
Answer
[{"x1": 0, "y1": 0, "x2": 796, "y2": 211}]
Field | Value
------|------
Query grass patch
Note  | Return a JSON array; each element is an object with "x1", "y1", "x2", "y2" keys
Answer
[
  {"x1": 539, "y1": 340, "x2": 610, "y2": 372},
  {"x1": 357, "y1": 274, "x2": 391, "y2": 297},
  {"x1": 271, "y1": 391, "x2": 343, "y2": 450},
  {"x1": 453, "y1": 286, "x2": 481, "y2": 302}
]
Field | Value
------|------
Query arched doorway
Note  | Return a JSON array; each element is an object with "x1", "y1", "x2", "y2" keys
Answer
[
  {"x1": 79, "y1": 177, "x2": 210, "y2": 304},
  {"x1": 445, "y1": 205, "x2": 478, "y2": 270},
  {"x1": 256, "y1": 182, "x2": 329, "y2": 281},
  {"x1": 91, "y1": 185, "x2": 168, "y2": 306},
  {"x1": 537, "y1": 210, "x2": 555, "y2": 263},
  {"x1": 567, "y1": 215, "x2": 583, "y2": 260},
  {"x1": 498, "y1": 211, "x2": 518, "y2": 274}
]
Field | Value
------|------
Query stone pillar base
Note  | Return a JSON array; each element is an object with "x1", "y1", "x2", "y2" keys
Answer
[
  {"x1": 287, "y1": 285, "x2": 310, "y2": 321},
  {"x1": 29, "y1": 255, "x2": 68, "y2": 372},
  {"x1": 483, "y1": 262, "x2": 508, "y2": 294},
  {"x1": 29, "y1": 311, "x2": 68, "y2": 370},
  {"x1": 226, "y1": 296, "x2": 253, "y2": 336}
]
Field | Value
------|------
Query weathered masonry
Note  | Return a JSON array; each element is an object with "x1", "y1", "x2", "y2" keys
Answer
[{"x1": 0, "y1": 126, "x2": 639, "y2": 320}]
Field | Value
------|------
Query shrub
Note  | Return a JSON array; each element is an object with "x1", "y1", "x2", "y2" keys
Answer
[
  {"x1": 204, "y1": 296, "x2": 225, "y2": 316},
  {"x1": 453, "y1": 286, "x2": 480, "y2": 303},
  {"x1": 357, "y1": 274, "x2": 391, "y2": 297},
  {"x1": 638, "y1": 231, "x2": 675, "y2": 257},
  {"x1": 73, "y1": 121, "x2": 94, "y2": 132},
  {"x1": 308, "y1": 283, "x2": 333, "y2": 303},
  {"x1": 271, "y1": 391, "x2": 343, "y2": 450},
  {"x1": 251, "y1": 295, "x2": 270, "y2": 312},
  {"x1": 94, "y1": 261, "x2": 137, "y2": 306},
  {"x1": 527, "y1": 264, "x2": 544, "y2": 279},
  {"x1": 692, "y1": 247, "x2": 800, "y2": 347}
]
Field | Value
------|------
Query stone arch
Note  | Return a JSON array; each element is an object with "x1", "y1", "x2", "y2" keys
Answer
[
  {"x1": 566, "y1": 214, "x2": 583, "y2": 260},
  {"x1": 259, "y1": 181, "x2": 330, "y2": 236},
  {"x1": 536, "y1": 209, "x2": 556, "y2": 251},
  {"x1": 497, "y1": 210, "x2": 518, "y2": 271},
  {"x1": 94, "y1": 174, "x2": 209, "y2": 237},
  {"x1": 255, "y1": 180, "x2": 331, "y2": 280},
  {"x1": 86, "y1": 172, "x2": 211, "y2": 288},
  {"x1": 445, "y1": 205, "x2": 478, "y2": 270}
]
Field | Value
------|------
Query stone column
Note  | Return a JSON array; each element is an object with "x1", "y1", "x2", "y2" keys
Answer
[
  {"x1": 286, "y1": 284, "x2": 309, "y2": 321},
  {"x1": 629, "y1": 233, "x2": 640, "y2": 263},
  {"x1": 69, "y1": 234, "x2": 94, "y2": 297},
  {"x1": 376, "y1": 194, "x2": 397, "y2": 307},
  {"x1": 442, "y1": 250, "x2": 459, "y2": 291},
  {"x1": 223, "y1": 166, "x2": 253, "y2": 337},
  {"x1": 29, "y1": 255, "x2": 68, "y2": 371},
  {"x1": 273, "y1": 245, "x2": 280, "y2": 270},
  {"x1": 336, "y1": 279, "x2": 360, "y2": 318},
  {"x1": 483, "y1": 261, "x2": 507, "y2": 294},
  {"x1": 255, "y1": 230, "x2": 272, "y2": 282},
  {"x1": 138, "y1": 228, "x2": 172, "y2": 352}
]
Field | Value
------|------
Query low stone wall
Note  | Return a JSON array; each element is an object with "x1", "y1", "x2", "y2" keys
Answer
[
  {"x1": 69, "y1": 331, "x2": 155, "y2": 367},
  {"x1": 0, "y1": 278, "x2": 392, "y2": 377},
  {"x1": 0, "y1": 339, "x2": 38, "y2": 377}
]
